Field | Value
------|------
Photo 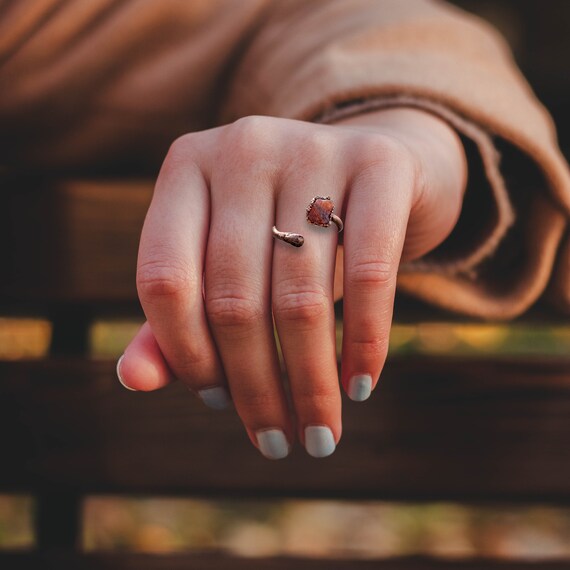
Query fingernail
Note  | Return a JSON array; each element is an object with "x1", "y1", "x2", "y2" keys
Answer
[
  {"x1": 198, "y1": 386, "x2": 232, "y2": 410},
  {"x1": 348, "y1": 374, "x2": 372, "y2": 401},
  {"x1": 256, "y1": 429, "x2": 290, "y2": 460},
  {"x1": 116, "y1": 355, "x2": 137, "y2": 391},
  {"x1": 304, "y1": 425, "x2": 336, "y2": 458}
]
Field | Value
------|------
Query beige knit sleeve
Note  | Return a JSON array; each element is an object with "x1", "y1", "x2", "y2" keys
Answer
[{"x1": 218, "y1": 0, "x2": 570, "y2": 319}]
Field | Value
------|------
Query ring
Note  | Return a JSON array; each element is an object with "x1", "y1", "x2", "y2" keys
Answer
[
  {"x1": 306, "y1": 196, "x2": 344, "y2": 232},
  {"x1": 271, "y1": 226, "x2": 304, "y2": 247},
  {"x1": 272, "y1": 196, "x2": 343, "y2": 247}
]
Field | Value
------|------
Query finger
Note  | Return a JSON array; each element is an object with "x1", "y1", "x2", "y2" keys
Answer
[
  {"x1": 333, "y1": 245, "x2": 344, "y2": 302},
  {"x1": 273, "y1": 185, "x2": 342, "y2": 458},
  {"x1": 204, "y1": 127, "x2": 293, "y2": 459},
  {"x1": 136, "y1": 137, "x2": 230, "y2": 410},
  {"x1": 341, "y1": 148, "x2": 414, "y2": 402},
  {"x1": 117, "y1": 322, "x2": 173, "y2": 391}
]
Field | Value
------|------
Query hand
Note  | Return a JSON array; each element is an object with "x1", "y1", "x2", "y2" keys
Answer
[{"x1": 117, "y1": 107, "x2": 467, "y2": 459}]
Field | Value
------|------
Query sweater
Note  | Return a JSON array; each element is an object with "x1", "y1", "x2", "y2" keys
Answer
[{"x1": 1, "y1": 0, "x2": 569, "y2": 319}]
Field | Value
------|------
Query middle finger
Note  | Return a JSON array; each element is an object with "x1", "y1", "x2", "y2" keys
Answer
[{"x1": 204, "y1": 150, "x2": 293, "y2": 460}]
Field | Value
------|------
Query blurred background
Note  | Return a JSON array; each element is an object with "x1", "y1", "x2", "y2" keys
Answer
[{"x1": 1, "y1": 0, "x2": 570, "y2": 561}]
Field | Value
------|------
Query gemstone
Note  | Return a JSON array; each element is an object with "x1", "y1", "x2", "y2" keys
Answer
[{"x1": 306, "y1": 196, "x2": 334, "y2": 227}]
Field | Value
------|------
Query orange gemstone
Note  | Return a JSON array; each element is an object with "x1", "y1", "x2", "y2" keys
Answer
[{"x1": 307, "y1": 196, "x2": 334, "y2": 227}]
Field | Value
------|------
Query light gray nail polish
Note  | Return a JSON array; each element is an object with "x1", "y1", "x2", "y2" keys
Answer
[
  {"x1": 256, "y1": 429, "x2": 290, "y2": 460},
  {"x1": 348, "y1": 374, "x2": 372, "y2": 401},
  {"x1": 198, "y1": 386, "x2": 232, "y2": 410},
  {"x1": 116, "y1": 354, "x2": 137, "y2": 391},
  {"x1": 305, "y1": 425, "x2": 336, "y2": 458}
]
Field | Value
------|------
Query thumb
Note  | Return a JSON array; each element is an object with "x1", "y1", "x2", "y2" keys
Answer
[{"x1": 117, "y1": 322, "x2": 174, "y2": 392}]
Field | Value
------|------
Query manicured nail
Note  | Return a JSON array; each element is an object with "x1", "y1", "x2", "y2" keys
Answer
[
  {"x1": 256, "y1": 429, "x2": 290, "y2": 460},
  {"x1": 198, "y1": 386, "x2": 232, "y2": 410},
  {"x1": 348, "y1": 374, "x2": 372, "y2": 401},
  {"x1": 116, "y1": 355, "x2": 137, "y2": 391},
  {"x1": 304, "y1": 425, "x2": 336, "y2": 458}
]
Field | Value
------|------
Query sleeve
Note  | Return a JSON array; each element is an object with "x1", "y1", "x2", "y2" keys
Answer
[
  {"x1": 2, "y1": 0, "x2": 569, "y2": 319},
  {"x1": 217, "y1": 0, "x2": 570, "y2": 319},
  {"x1": 0, "y1": 0, "x2": 270, "y2": 171}
]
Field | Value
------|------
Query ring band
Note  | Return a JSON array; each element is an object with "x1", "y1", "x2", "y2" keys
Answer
[
  {"x1": 272, "y1": 226, "x2": 304, "y2": 247},
  {"x1": 273, "y1": 195, "x2": 343, "y2": 247},
  {"x1": 329, "y1": 214, "x2": 344, "y2": 232}
]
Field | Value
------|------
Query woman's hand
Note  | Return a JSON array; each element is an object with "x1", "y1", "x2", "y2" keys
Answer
[{"x1": 117, "y1": 107, "x2": 467, "y2": 459}]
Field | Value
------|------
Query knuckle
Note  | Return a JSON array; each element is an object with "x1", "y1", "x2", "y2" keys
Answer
[
  {"x1": 233, "y1": 387, "x2": 279, "y2": 416},
  {"x1": 220, "y1": 116, "x2": 278, "y2": 179},
  {"x1": 350, "y1": 336, "x2": 389, "y2": 361},
  {"x1": 347, "y1": 257, "x2": 396, "y2": 287},
  {"x1": 379, "y1": 133, "x2": 411, "y2": 162},
  {"x1": 205, "y1": 292, "x2": 263, "y2": 329},
  {"x1": 137, "y1": 257, "x2": 196, "y2": 301},
  {"x1": 361, "y1": 133, "x2": 408, "y2": 164},
  {"x1": 226, "y1": 115, "x2": 274, "y2": 152},
  {"x1": 164, "y1": 133, "x2": 198, "y2": 168},
  {"x1": 173, "y1": 351, "x2": 212, "y2": 377},
  {"x1": 273, "y1": 288, "x2": 330, "y2": 324},
  {"x1": 296, "y1": 384, "x2": 339, "y2": 415},
  {"x1": 298, "y1": 130, "x2": 335, "y2": 167},
  {"x1": 159, "y1": 135, "x2": 205, "y2": 184},
  {"x1": 352, "y1": 134, "x2": 416, "y2": 182}
]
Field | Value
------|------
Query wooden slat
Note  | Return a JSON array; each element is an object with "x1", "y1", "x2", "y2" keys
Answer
[
  {"x1": 0, "y1": 178, "x2": 152, "y2": 309},
  {"x1": 0, "y1": 176, "x2": 565, "y2": 322},
  {"x1": 0, "y1": 553, "x2": 569, "y2": 570},
  {"x1": 1, "y1": 356, "x2": 570, "y2": 501}
]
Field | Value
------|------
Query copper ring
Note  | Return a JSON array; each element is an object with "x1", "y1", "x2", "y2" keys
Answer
[
  {"x1": 271, "y1": 226, "x2": 304, "y2": 247},
  {"x1": 272, "y1": 196, "x2": 343, "y2": 247},
  {"x1": 306, "y1": 196, "x2": 344, "y2": 232}
]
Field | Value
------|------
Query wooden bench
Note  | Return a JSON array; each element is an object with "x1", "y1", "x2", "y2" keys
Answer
[{"x1": 0, "y1": 177, "x2": 569, "y2": 568}]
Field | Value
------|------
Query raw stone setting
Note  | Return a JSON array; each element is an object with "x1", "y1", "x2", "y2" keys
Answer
[{"x1": 306, "y1": 196, "x2": 334, "y2": 227}]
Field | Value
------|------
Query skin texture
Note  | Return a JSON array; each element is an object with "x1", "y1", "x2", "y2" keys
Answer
[{"x1": 118, "y1": 107, "x2": 467, "y2": 458}]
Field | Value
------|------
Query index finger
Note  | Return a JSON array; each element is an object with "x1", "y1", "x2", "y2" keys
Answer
[{"x1": 135, "y1": 136, "x2": 229, "y2": 407}]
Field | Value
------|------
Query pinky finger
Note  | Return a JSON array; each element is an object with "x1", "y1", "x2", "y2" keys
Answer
[{"x1": 341, "y1": 152, "x2": 414, "y2": 401}]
